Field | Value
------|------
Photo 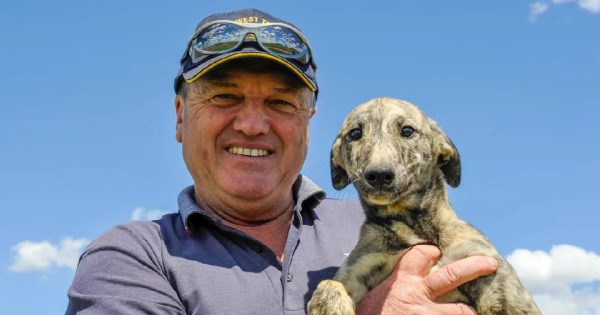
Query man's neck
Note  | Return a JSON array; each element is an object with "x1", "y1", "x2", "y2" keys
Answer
[
  {"x1": 224, "y1": 207, "x2": 293, "y2": 261},
  {"x1": 195, "y1": 192, "x2": 295, "y2": 261}
]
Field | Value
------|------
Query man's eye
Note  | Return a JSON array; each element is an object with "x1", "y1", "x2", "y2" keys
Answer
[
  {"x1": 212, "y1": 94, "x2": 241, "y2": 106},
  {"x1": 214, "y1": 94, "x2": 237, "y2": 100},
  {"x1": 269, "y1": 100, "x2": 298, "y2": 113}
]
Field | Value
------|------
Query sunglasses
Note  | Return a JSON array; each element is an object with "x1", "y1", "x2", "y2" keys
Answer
[{"x1": 184, "y1": 20, "x2": 316, "y2": 69}]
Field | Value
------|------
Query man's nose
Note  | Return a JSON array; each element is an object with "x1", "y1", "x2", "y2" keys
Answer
[{"x1": 232, "y1": 100, "x2": 270, "y2": 136}]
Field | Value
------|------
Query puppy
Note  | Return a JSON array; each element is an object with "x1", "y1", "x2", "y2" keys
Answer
[{"x1": 308, "y1": 98, "x2": 540, "y2": 314}]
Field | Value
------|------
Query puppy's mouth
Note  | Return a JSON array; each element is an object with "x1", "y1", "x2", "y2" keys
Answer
[
  {"x1": 355, "y1": 183, "x2": 400, "y2": 206},
  {"x1": 364, "y1": 193, "x2": 398, "y2": 206},
  {"x1": 355, "y1": 180, "x2": 412, "y2": 206}
]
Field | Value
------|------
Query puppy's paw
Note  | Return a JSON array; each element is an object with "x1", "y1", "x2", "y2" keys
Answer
[{"x1": 308, "y1": 280, "x2": 355, "y2": 315}]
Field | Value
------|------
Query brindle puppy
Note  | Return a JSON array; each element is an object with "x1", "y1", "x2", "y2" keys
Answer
[{"x1": 308, "y1": 98, "x2": 540, "y2": 315}]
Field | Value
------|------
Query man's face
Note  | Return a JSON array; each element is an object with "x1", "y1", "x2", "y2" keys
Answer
[{"x1": 175, "y1": 70, "x2": 314, "y2": 219}]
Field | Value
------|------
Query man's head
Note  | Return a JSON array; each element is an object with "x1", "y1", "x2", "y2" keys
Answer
[{"x1": 173, "y1": 9, "x2": 317, "y2": 220}]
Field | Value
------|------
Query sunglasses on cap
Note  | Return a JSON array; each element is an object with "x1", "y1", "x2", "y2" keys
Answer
[{"x1": 183, "y1": 20, "x2": 317, "y2": 69}]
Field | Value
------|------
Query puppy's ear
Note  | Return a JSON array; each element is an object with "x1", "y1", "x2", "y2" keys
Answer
[
  {"x1": 330, "y1": 134, "x2": 350, "y2": 190},
  {"x1": 429, "y1": 119, "x2": 461, "y2": 187}
]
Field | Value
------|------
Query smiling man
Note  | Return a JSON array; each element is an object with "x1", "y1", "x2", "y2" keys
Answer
[
  {"x1": 66, "y1": 8, "x2": 497, "y2": 315},
  {"x1": 175, "y1": 59, "x2": 315, "y2": 259}
]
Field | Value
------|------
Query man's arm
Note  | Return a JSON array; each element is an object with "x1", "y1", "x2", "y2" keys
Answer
[
  {"x1": 66, "y1": 223, "x2": 186, "y2": 315},
  {"x1": 356, "y1": 245, "x2": 498, "y2": 315}
]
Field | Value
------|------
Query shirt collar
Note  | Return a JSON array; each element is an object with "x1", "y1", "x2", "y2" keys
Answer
[{"x1": 178, "y1": 175, "x2": 326, "y2": 230}]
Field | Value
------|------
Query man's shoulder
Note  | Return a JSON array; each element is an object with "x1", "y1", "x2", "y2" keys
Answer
[
  {"x1": 312, "y1": 198, "x2": 364, "y2": 224},
  {"x1": 84, "y1": 213, "x2": 183, "y2": 254},
  {"x1": 316, "y1": 198, "x2": 362, "y2": 211},
  {"x1": 316, "y1": 198, "x2": 363, "y2": 213}
]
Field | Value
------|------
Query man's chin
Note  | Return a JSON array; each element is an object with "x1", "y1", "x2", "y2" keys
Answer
[
  {"x1": 219, "y1": 175, "x2": 279, "y2": 200},
  {"x1": 225, "y1": 186, "x2": 271, "y2": 201}
]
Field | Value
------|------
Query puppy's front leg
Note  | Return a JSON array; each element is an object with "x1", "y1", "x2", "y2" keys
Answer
[
  {"x1": 308, "y1": 251, "x2": 401, "y2": 315},
  {"x1": 308, "y1": 224, "x2": 405, "y2": 315},
  {"x1": 307, "y1": 279, "x2": 354, "y2": 315},
  {"x1": 335, "y1": 251, "x2": 402, "y2": 305}
]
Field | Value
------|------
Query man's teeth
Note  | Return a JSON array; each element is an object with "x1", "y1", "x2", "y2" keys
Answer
[{"x1": 228, "y1": 147, "x2": 269, "y2": 157}]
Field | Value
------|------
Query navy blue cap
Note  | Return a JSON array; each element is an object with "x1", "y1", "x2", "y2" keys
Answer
[{"x1": 174, "y1": 8, "x2": 318, "y2": 95}]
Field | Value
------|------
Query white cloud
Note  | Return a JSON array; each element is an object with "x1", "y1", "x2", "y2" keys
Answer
[
  {"x1": 529, "y1": 0, "x2": 600, "y2": 22},
  {"x1": 529, "y1": 1, "x2": 550, "y2": 22},
  {"x1": 578, "y1": 0, "x2": 600, "y2": 12},
  {"x1": 552, "y1": 0, "x2": 575, "y2": 4},
  {"x1": 9, "y1": 208, "x2": 167, "y2": 273},
  {"x1": 507, "y1": 244, "x2": 600, "y2": 315},
  {"x1": 553, "y1": 0, "x2": 600, "y2": 11},
  {"x1": 131, "y1": 207, "x2": 167, "y2": 221},
  {"x1": 10, "y1": 237, "x2": 89, "y2": 272}
]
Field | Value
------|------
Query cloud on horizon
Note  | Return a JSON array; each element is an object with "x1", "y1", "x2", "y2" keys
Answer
[
  {"x1": 9, "y1": 237, "x2": 90, "y2": 273},
  {"x1": 508, "y1": 244, "x2": 600, "y2": 314},
  {"x1": 529, "y1": 2, "x2": 550, "y2": 22},
  {"x1": 529, "y1": 0, "x2": 600, "y2": 22},
  {"x1": 9, "y1": 207, "x2": 167, "y2": 274},
  {"x1": 131, "y1": 207, "x2": 168, "y2": 221}
]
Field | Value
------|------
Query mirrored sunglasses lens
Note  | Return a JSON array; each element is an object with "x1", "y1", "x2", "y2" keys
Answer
[
  {"x1": 258, "y1": 26, "x2": 305, "y2": 57},
  {"x1": 195, "y1": 24, "x2": 243, "y2": 53}
]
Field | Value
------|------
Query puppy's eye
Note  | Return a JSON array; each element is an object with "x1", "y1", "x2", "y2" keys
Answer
[
  {"x1": 348, "y1": 128, "x2": 362, "y2": 140},
  {"x1": 401, "y1": 126, "x2": 415, "y2": 138}
]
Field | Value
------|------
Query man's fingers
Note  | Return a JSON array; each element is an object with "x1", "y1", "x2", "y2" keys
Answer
[
  {"x1": 424, "y1": 255, "x2": 498, "y2": 298},
  {"x1": 395, "y1": 244, "x2": 442, "y2": 277}
]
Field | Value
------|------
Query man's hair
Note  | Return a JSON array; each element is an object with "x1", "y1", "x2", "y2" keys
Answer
[{"x1": 177, "y1": 58, "x2": 316, "y2": 108}]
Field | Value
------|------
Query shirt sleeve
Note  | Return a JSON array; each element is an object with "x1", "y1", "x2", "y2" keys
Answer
[{"x1": 65, "y1": 222, "x2": 186, "y2": 314}]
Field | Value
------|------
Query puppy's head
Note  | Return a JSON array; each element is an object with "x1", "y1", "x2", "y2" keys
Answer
[{"x1": 330, "y1": 97, "x2": 460, "y2": 206}]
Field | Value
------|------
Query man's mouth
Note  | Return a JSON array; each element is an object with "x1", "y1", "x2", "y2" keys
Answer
[{"x1": 228, "y1": 146, "x2": 270, "y2": 157}]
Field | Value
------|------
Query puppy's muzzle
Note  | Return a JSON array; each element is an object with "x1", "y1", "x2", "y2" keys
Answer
[{"x1": 364, "y1": 166, "x2": 395, "y2": 190}]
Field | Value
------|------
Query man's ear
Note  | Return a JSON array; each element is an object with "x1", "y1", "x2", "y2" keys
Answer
[
  {"x1": 330, "y1": 134, "x2": 350, "y2": 190},
  {"x1": 174, "y1": 95, "x2": 184, "y2": 143},
  {"x1": 429, "y1": 119, "x2": 461, "y2": 187}
]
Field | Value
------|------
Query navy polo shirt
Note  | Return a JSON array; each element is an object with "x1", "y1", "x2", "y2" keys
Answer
[{"x1": 66, "y1": 176, "x2": 364, "y2": 314}]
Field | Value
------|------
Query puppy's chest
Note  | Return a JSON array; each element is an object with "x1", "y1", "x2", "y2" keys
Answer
[{"x1": 369, "y1": 208, "x2": 443, "y2": 248}]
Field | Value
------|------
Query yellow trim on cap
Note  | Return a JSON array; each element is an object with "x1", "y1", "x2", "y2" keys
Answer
[{"x1": 185, "y1": 52, "x2": 317, "y2": 92}]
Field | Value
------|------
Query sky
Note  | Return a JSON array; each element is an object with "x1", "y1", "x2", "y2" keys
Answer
[{"x1": 1, "y1": 0, "x2": 599, "y2": 314}]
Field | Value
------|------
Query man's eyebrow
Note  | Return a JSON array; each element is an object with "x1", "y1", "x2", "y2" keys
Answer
[
  {"x1": 205, "y1": 80, "x2": 238, "y2": 88},
  {"x1": 273, "y1": 86, "x2": 296, "y2": 93},
  {"x1": 204, "y1": 80, "x2": 297, "y2": 93}
]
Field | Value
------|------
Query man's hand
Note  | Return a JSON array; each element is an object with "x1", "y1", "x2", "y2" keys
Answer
[{"x1": 356, "y1": 245, "x2": 498, "y2": 315}]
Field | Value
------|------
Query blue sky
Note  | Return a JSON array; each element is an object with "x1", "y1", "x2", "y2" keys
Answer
[{"x1": 1, "y1": 1, "x2": 599, "y2": 314}]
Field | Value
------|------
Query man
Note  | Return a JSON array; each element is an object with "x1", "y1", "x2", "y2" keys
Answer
[{"x1": 66, "y1": 8, "x2": 497, "y2": 314}]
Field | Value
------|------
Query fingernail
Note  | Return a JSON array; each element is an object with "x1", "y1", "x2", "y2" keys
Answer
[{"x1": 487, "y1": 257, "x2": 499, "y2": 269}]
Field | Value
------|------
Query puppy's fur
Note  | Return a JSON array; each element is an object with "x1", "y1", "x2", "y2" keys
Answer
[{"x1": 308, "y1": 98, "x2": 540, "y2": 314}]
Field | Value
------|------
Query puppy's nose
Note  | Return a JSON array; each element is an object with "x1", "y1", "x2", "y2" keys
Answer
[{"x1": 364, "y1": 167, "x2": 395, "y2": 188}]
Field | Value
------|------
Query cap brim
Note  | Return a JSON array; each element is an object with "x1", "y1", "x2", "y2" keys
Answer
[{"x1": 183, "y1": 51, "x2": 317, "y2": 92}]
